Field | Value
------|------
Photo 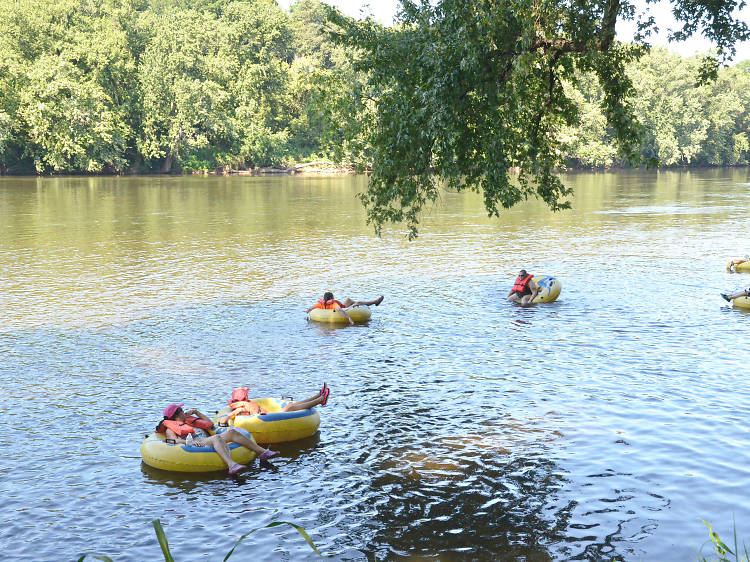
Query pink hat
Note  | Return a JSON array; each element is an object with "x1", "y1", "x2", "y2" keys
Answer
[{"x1": 163, "y1": 403, "x2": 184, "y2": 419}]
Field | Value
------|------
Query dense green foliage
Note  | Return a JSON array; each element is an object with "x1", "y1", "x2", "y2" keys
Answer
[
  {"x1": 564, "y1": 51, "x2": 750, "y2": 168},
  {"x1": 329, "y1": 0, "x2": 749, "y2": 236},
  {"x1": 0, "y1": 0, "x2": 748, "y2": 206},
  {"x1": 0, "y1": 0, "x2": 365, "y2": 173}
]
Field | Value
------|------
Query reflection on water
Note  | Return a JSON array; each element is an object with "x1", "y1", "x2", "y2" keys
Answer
[{"x1": 1, "y1": 168, "x2": 749, "y2": 560}]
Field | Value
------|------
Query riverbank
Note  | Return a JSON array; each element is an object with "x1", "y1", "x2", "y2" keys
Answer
[
  {"x1": 0, "y1": 161, "x2": 366, "y2": 177},
  {"x1": 213, "y1": 161, "x2": 364, "y2": 176}
]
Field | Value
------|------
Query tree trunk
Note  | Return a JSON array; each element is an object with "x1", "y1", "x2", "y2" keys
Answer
[{"x1": 160, "y1": 153, "x2": 173, "y2": 173}]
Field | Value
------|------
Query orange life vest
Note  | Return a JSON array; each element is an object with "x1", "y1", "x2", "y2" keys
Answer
[
  {"x1": 512, "y1": 274, "x2": 534, "y2": 293},
  {"x1": 159, "y1": 415, "x2": 214, "y2": 436},
  {"x1": 313, "y1": 299, "x2": 344, "y2": 310},
  {"x1": 229, "y1": 400, "x2": 267, "y2": 416}
]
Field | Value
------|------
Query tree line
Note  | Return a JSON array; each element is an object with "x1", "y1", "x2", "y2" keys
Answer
[{"x1": 0, "y1": 0, "x2": 748, "y2": 175}]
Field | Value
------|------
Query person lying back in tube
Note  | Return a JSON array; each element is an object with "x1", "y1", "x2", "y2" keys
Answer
[
  {"x1": 157, "y1": 403, "x2": 278, "y2": 475},
  {"x1": 305, "y1": 291, "x2": 384, "y2": 325},
  {"x1": 218, "y1": 384, "x2": 331, "y2": 424}
]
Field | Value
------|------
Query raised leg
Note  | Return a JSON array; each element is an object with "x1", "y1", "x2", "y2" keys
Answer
[
  {"x1": 220, "y1": 428, "x2": 267, "y2": 455},
  {"x1": 351, "y1": 296, "x2": 384, "y2": 307},
  {"x1": 203, "y1": 434, "x2": 235, "y2": 468},
  {"x1": 282, "y1": 393, "x2": 325, "y2": 412}
]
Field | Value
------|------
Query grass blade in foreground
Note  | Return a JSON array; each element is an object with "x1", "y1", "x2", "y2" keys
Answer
[
  {"x1": 699, "y1": 520, "x2": 749, "y2": 562},
  {"x1": 223, "y1": 520, "x2": 321, "y2": 560},
  {"x1": 152, "y1": 519, "x2": 175, "y2": 562}
]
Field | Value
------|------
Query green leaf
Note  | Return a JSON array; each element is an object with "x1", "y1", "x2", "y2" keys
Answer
[
  {"x1": 152, "y1": 519, "x2": 175, "y2": 562},
  {"x1": 222, "y1": 520, "x2": 321, "y2": 560}
]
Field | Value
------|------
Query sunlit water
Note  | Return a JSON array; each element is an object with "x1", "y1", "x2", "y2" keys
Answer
[{"x1": 1, "y1": 170, "x2": 749, "y2": 561}]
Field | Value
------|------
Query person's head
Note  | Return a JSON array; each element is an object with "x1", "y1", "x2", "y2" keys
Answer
[
  {"x1": 519, "y1": 269, "x2": 527, "y2": 278},
  {"x1": 231, "y1": 388, "x2": 249, "y2": 403},
  {"x1": 163, "y1": 403, "x2": 185, "y2": 421},
  {"x1": 323, "y1": 291, "x2": 334, "y2": 302}
]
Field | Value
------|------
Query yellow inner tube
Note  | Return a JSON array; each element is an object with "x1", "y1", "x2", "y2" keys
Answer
[
  {"x1": 728, "y1": 260, "x2": 750, "y2": 272},
  {"x1": 140, "y1": 427, "x2": 256, "y2": 473},
  {"x1": 733, "y1": 296, "x2": 750, "y2": 309},
  {"x1": 530, "y1": 275, "x2": 562, "y2": 303},
  {"x1": 215, "y1": 397, "x2": 320, "y2": 444},
  {"x1": 308, "y1": 304, "x2": 372, "y2": 324}
]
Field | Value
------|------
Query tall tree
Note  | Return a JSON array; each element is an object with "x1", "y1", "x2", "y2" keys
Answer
[
  {"x1": 287, "y1": 0, "x2": 372, "y2": 163},
  {"x1": 329, "y1": 0, "x2": 750, "y2": 237}
]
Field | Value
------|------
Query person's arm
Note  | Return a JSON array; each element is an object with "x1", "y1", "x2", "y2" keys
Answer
[
  {"x1": 219, "y1": 407, "x2": 243, "y2": 424},
  {"x1": 186, "y1": 408, "x2": 212, "y2": 423},
  {"x1": 528, "y1": 279, "x2": 539, "y2": 300},
  {"x1": 336, "y1": 305, "x2": 355, "y2": 325},
  {"x1": 305, "y1": 305, "x2": 315, "y2": 313},
  {"x1": 165, "y1": 428, "x2": 185, "y2": 444}
]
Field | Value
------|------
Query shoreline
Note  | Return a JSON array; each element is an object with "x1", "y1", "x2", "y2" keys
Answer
[
  {"x1": 215, "y1": 161, "x2": 364, "y2": 176},
  {"x1": 1, "y1": 162, "x2": 747, "y2": 178}
]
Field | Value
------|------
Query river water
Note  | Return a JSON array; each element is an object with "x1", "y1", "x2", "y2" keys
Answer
[{"x1": 1, "y1": 170, "x2": 749, "y2": 561}]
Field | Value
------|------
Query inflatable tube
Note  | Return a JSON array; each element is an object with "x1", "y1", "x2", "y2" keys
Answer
[
  {"x1": 140, "y1": 427, "x2": 257, "y2": 472},
  {"x1": 530, "y1": 275, "x2": 562, "y2": 303},
  {"x1": 733, "y1": 296, "x2": 750, "y2": 309},
  {"x1": 215, "y1": 397, "x2": 320, "y2": 444},
  {"x1": 308, "y1": 304, "x2": 371, "y2": 324},
  {"x1": 728, "y1": 260, "x2": 750, "y2": 272}
]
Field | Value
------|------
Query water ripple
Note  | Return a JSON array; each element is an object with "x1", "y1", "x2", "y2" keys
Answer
[{"x1": 1, "y1": 170, "x2": 750, "y2": 560}]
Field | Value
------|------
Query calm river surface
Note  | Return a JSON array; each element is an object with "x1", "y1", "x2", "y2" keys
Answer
[{"x1": 1, "y1": 170, "x2": 749, "y2": 561}]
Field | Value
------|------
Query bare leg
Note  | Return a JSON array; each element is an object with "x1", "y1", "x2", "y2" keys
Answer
[
  {"x1": 520, "y1": 291, "x2": 537, "y2": 305},
  {"x1": 507, "y1": 293, "x2": 521, "y2": 303},
  {"x1": 349, "y1": 296, "x2": 384, "y2": 307},
  {"x1": 282, "y1": 393, "x2": 325, "y2": 411},
  {"x1": 202, "y1": 434, "x2": 235, "y2": 468},
  {"x1": 727, "y1": 289, "x2": 750, "y2": 299},
  {"x1": 220, "y1": 428, "x2": 269, "y2": 455}
]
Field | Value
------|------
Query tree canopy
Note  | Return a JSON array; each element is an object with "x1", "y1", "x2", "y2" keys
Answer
[
  {"x1": 0, "y1": 0, "x2": 366, "y2": 173},
  {"x1": 328, "y1": 0, "x2": 750, "y2": 237}
]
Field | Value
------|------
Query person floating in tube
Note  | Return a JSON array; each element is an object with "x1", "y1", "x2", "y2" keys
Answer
[
  {"x1": 507, "y1": 269, "x2": 539, "y2": 306},
  {"x1": 219, "y1": 384, "x2": 331, "y2": 424},
  {"x1": 157, "y1": 403, "x2": 278, "y2": 475},
  {"x1": 305, "y1": 291, "x2": 384, "y2": 325}
]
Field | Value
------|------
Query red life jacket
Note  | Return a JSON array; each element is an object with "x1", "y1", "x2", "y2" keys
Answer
[
  {"x1": 313, "y1": 299, "x2": 344, "y2": 310},
  {"x1": 512, "y1": 274, "x2": 534, "y2": 293},
  {"x1": 229, "y1": 399, "x2": 267, "y2": 416},
  {"x1": 158, "y1": 415, "x2": 214, "y2": 436}
]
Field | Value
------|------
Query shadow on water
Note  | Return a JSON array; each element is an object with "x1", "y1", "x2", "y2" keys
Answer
[
  {"x1": 342, "y1": 449, "x2": 664, "y2": 561},
  {"x1": 306, "y1": 319, "x2": 373, "y2": 334},
  {"x1": 350, "y1": 452, "x2": 569, "y2": 561}
]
